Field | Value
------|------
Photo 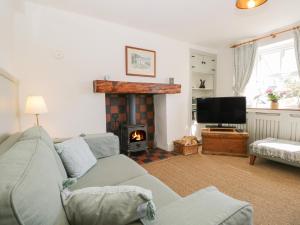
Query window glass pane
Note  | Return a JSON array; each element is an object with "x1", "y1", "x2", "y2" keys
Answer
[
  {"x1": 259, "y1": 51, "x2": 281, "y2": 76},
  {"x1": 244, "y1": 39, "x2": 300, "y2": 108},
  {"x1": 282, "y1": 48, "x2": 297, "y2": 73}
]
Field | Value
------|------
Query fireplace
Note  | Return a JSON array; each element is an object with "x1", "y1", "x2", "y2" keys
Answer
[
  {"x1": 120, "y1": 124, "x2": 148, "y2": 155},
  {"x1": 105, "y1": 93, "x2": 152, "y2": 155},
  {"x1": 97, "y1": 80, "x2": 181, "y2": 153},
  {"x1": 119, "y1": 94, "x2": 148, "y2": 155}
]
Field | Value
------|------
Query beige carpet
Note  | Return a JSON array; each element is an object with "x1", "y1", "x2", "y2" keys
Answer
[{"x1": 142, "y1": 154, "x2": 300, "y2": 225}]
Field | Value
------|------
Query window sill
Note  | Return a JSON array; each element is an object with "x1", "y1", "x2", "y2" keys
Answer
[{"x1": 247, "y1": 107, "x2": 300, "y2": 111}]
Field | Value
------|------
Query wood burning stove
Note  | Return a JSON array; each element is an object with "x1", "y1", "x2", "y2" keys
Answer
[
  {"x1": 120, "y1": 94, "x2": 148, "y2": 155},
  {"x1": 120, "y1": 124, "x2": 148, "y2": 155}
]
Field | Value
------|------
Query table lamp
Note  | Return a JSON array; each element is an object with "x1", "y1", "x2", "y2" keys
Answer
[{"x1": 25, "y1": 96, "x2": 48, "y2": 126}]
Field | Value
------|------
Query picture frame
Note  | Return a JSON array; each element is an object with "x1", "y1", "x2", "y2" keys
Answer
[{"x1": 125, "y1": 46, "x2": 156, "y2": 77}]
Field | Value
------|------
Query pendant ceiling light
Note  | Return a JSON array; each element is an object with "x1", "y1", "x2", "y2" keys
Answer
[{"x1": 236, "y1": 0, "x2": 268, "y2": 9}]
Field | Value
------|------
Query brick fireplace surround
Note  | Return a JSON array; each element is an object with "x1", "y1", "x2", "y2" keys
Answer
[{"x1": 93, "y1": 80, "x2": 181, "y2": 152}]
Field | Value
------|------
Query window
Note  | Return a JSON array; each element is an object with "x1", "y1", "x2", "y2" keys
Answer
[{"x1": 244, "y1": 39, "x2": 300, "y2": 108}]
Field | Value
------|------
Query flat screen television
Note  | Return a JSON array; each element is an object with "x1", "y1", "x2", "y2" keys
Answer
[{"x1": 196, "y1": 97, "x2": 246, "y2": 125}]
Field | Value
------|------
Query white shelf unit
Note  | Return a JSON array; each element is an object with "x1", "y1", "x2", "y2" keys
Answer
[
  {"x1": 192, "y1": 88, "x2": 214, "y2": 91},
  {"x1": 190, "y1": 51, "x2": 217, "y2": 120}
]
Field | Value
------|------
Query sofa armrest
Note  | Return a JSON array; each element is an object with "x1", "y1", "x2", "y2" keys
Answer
[
  {"x1": 82, "y1": 133, "x2": 120, "y2": 159},
  {"x1": 149, "y1": 186, "x2": 253, "y2": 225}
]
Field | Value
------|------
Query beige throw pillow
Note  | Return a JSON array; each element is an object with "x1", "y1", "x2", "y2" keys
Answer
[{"x1": 61, "y1": 186, "x2": 156, "y2": 225}]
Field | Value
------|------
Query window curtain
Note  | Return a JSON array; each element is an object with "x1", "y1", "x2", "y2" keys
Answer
[
  {"x1": 294, "y1": 28, "x2": 300, "y2": 74},
  {"x1": 233, "y1": 43, "x2": 257, "y2": 96}
]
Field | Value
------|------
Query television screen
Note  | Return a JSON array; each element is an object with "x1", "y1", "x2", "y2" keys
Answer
[{"x1": 196, "y1": 97, "x2": 246, "y2": 124}]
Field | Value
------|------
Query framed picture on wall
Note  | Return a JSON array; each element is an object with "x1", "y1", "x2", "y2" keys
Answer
[{"x1": 125, "y1": 46, "x2": 156, "y2": 77}]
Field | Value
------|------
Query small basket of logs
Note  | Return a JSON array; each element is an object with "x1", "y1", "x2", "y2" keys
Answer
[{"x1": 173, "y1": 136, "x2": 200, "y2": 156}]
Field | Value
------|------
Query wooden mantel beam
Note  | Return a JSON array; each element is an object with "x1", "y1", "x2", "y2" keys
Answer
[{"x1": 93, "y1": 80, "x2": 181, "y2": 94}]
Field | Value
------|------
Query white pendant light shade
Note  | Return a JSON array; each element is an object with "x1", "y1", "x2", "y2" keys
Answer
[{"x1": 25, "y1": 96, "x2": 48, "y2": 115}]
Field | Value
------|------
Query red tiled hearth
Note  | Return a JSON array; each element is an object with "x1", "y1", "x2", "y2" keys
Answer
[{"x1": 130, "y1": 148, "x2": 178, "y2": 165}]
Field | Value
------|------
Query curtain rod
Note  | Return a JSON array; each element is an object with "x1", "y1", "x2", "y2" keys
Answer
[{"x1": 230, "y1": 25, "x2": 300, "y2": 48}]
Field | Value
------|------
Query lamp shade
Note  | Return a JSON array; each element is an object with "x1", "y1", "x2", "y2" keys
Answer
[
  {"x1": 25, "y1": 96, "x2": 48, "y2": 115},
  {"x1": 236, "y1": 0, "x2": 268, "y2": 9}
]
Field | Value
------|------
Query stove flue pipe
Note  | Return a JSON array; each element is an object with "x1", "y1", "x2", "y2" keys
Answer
[{"x1": 128, "y1": 94, "x2": 136, "y2": 125}]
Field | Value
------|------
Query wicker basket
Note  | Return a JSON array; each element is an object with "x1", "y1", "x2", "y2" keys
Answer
[{"x1": 174, "y1": 141, "x2": 199, "y2": 156}]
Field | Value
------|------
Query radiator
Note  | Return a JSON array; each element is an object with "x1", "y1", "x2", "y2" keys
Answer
[
  {"x1": 196, "y1": 110, "x2": 300, "y2": 143},
  {"x1": 289, "y1": 113, "x2": 300, "y2": 141},
  {"x1": 246, "y1": 111, "x2": 300, "y2": 143}
]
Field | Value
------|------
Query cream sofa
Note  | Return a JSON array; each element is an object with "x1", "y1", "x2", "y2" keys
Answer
[{"x1": 0, "y1": 126, "x2": 253, "y2": 225}]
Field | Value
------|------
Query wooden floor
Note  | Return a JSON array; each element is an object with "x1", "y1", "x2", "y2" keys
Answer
[{"x1": 142, "y1": 153, "x2": 300, "y2": 225}]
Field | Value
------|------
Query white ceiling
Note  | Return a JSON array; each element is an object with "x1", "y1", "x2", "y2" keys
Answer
[{"x1": 27, "y1": 0, "x2": 300, "y2": 48}]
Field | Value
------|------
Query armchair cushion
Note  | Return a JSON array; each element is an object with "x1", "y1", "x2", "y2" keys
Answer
[{"x1": 250, "y1": 138, "x2": 300, "y2": 164}]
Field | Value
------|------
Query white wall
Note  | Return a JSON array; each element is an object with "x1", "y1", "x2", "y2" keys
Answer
[
  {"x1": 0, "y1": 71, "x2": 19, "y2": 136},
  {"x1": 216, "y1": 47, "x2": 235, "y2": 97},
  {"x1": 10, "y1": 2, "x2": 216, "y2": 150},
  {"x1": 0, "y1": 0, "x2": 15, "y2": 71},
  {"x1": 154, "y1": 95, "x2": 167, "y2": 149}
]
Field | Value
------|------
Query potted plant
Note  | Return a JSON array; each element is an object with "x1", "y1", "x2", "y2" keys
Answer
[{"x1": 266, "y1": 88, "x2": 281, "y2": 109}]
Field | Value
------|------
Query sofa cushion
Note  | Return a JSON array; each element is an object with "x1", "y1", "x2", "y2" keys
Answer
[
  {"x1": 0, "y1": 132, "x2": 21, "y2": 155},
  {"x1": 20, "y1": 126, "x2": 67, "y2": 179},
  {"x1": 0, "y1": 134, "x2": 9, "y2": 144},
  {"x1": 55, "y1": 137, "x2": 97, "y2": 178},
  {"x1": 150, "y1": 186, "x2": 253, "y2": 225},
  {"x1": 19, "y1": 126, "x2": 54, "y2": 147},
  {"x1": 69, "y1": 154, "x2": 147, "y2": 190},
  {"x1": 83, "y1": 133, "x2": 120, "y2": 159},
  {"x1": 0, "y1": 139, "x2": 69, "y2": 225},
  {"x1": 120, "y1": 174, "x2": 181, "y2": 209}
]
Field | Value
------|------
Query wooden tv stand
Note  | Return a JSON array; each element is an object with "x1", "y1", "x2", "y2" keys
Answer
[{"x1": 201, "y1": 128, "x2": 249, "y2": 157}]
